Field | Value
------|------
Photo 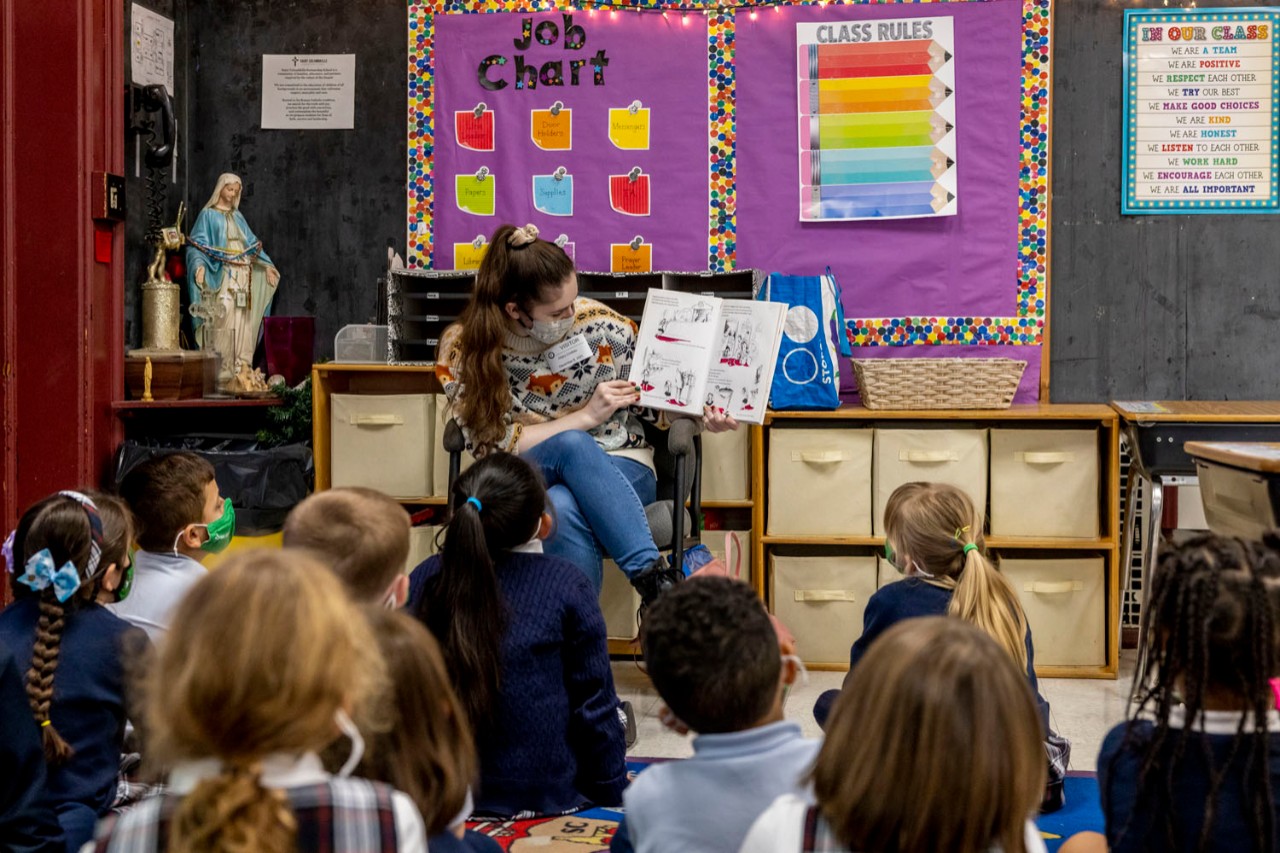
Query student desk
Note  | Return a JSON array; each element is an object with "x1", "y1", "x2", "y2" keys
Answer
[
  {"x1": 1184, "y1": 441, "x2": 1280, "y2": 540},
  {"x1": 1111, "y1": 402, "x2": 1280, "y2": 619}
]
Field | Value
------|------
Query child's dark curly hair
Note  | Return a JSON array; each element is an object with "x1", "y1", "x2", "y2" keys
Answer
[
  {"x1": 1117, "y1": 532, "x2": 1280, "y2": 852},
  {"x1": 641, "y1": 575, "x2": 781, "y2": 734}
]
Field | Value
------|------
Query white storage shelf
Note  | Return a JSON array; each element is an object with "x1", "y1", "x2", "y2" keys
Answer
[{"x1": 755, "y1": 405, "x2": 1120, "y2": 679}]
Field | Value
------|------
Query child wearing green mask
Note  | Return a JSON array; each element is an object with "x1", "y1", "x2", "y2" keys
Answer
[{"x1": 112, "y1": 452, "x2": 232, "y2": 643}]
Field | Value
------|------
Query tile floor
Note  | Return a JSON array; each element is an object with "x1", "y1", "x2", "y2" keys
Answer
[{"x1": 614, "y1": 651, "x2": 1138, "y2": 771}]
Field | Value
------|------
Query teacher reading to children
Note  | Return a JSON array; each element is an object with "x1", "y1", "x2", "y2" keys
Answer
[{"x1": 435, "y1": 223, "x2": 738, "y2": 608}]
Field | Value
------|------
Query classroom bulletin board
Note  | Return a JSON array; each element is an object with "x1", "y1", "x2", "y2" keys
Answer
[{"x1": 407, "y1": 0, "x2": 1053, "y2": 399}]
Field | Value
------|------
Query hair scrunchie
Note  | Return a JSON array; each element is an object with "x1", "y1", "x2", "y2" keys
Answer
[{"x1": 507, "y1": 224, "x2": 540, "y2": 247}]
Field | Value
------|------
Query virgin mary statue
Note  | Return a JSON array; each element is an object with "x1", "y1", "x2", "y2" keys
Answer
[{"x1": 186, "y1": 173, "x2": 280, "y2": 385}]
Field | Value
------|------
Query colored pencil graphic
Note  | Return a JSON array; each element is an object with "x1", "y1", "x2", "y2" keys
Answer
[
  {"x1": 801, "y1": 112, "x2": 952, "y2": 151},
  {"x1": 800, "y1": 40, "x2": 951, "y2": 79},
  {"x1": 800, "y1": 146, "x2": 952, "y2": 186},
  {"x1": 795, "y1": 17, "x2": 957, "y2": 222}
]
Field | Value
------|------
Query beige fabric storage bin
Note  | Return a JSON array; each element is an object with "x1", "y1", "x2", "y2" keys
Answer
[
  {"x1": 768, "y1": 429, "x2": 873, "y2": 535},
  {"x1": 601, "y1": 560, "x2": 640, "y2": 641},
  {"x1": 873, "y1": 429, "x2": 988, "y2": 534},
  {"x1": 332, "y1": 394, "x2": 433, "y2": 498},
  {"x1": 405, "y1": 525, "x2": 440, "y2": 574},
  {"x1": 990, "y1": 429, "x2": 1100, "y2": 538},
  {"x1": 771, "y1": 555, "x2": 877, "y2": 666},
  {"x1": 702, "y1": 429, "x2": 751, "y2": 502},
  {"x1": 1000, "y1": 556, "x2": 1105, "y2": 667},
  {"x1": 431, "y1": 395, "x2": 473, "y2": 498}
]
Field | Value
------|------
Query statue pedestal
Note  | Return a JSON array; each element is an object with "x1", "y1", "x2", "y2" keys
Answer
[{"x1": 125, "y1": 349, "x2": 217, "y2": 400}]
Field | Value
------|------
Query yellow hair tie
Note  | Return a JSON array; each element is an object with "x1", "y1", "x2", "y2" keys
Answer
[
  {"x1": 953, "y1": 525, "x2": 971, "y2": 540},
  {"x1": 40, "y1": 720, "x2": 51, "y2": 727}
]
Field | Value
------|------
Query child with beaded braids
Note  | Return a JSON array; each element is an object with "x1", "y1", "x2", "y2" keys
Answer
[
  {"x1": 1074, "y1": 533, "x2": 1280, "y2": 853},
  {"x1": 811, "y1": 481, "x2": 1069, "y2": 812},
  {"x1": 0, "y1": 490, "x2": 146, "y2": 851},
  {"x1": 407, "y1": 452, "x2": 628, "y2": 817}
]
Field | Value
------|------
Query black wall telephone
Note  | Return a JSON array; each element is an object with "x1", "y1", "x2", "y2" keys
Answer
[{"x1": 128, "y1": 83, "x2": 176, "y2": 169}]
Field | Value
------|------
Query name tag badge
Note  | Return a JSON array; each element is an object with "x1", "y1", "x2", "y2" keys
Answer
[{"x1": 545, "y1": 335, "x2": 593, "y2": 373}]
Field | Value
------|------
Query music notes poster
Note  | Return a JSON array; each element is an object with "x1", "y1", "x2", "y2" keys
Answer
[{"x1": 796, "y1": 16, "x2": 959, "y2": 221}]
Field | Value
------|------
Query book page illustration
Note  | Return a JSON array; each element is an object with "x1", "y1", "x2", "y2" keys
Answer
[
  {"x1": 631, "y1": 289, "x2": 722, "y2": 415},
  {"x1": 705, "y1": 300, "x2": 787, "y2": 424}
]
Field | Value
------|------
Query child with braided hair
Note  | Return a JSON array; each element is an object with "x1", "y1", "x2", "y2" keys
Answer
[
  {"x1": 90, "y1": 550, "x2": 426, "y2": 852},
  {"x1": 1064, "y1": 533, "x2": 1280, "y2": 853},
  {"x1": 0, "y1": 491, "x2": 146, "y2": 851}
]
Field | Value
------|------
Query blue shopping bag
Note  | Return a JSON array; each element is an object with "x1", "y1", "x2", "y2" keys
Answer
[{"x1": 757, "y1": 269, "x2": 851, "y2": 411}]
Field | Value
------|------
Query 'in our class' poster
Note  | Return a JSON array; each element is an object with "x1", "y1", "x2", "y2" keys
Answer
[
  {"x1": 796, "y1": 16, "x2": 959, "y2": 221},
  {"x1": 1123, "y1": 8, "x2": 1280, "y2": 214}
]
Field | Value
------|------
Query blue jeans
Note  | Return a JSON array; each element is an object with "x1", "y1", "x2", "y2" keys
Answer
[{"x1": 522, "y1": 430, "x2": 659, "y2": 590}]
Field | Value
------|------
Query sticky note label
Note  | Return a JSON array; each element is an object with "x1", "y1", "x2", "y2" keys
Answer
[
  {"x1": 454, "y1": 110, "x2": 495, "y2": 151},
  {"x1": 611, "y1": 244, "x2": 652, "y2": 273},
  {"x1": 453, "y1": 242, "x2": 488, "y2": 270},
  {"x1": 608, "y1": 107, "x2": 651, "y2": 150},
  {"x1": 531, "y1": 109, "x2": 572, "y2": 150},
  {"x1": 456, "y1": 174, "x2": 496, "y2": 216},
  {"x1": 533, "y1": 174, "x2": 574, "y2": 217},
  {"x1": 609, "y1": 174, "x2": 651, "y2": 216}
]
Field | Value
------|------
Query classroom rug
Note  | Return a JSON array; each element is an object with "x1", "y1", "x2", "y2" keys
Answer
[{"x1": 464, "y1": 762, "x2": 1105, "y2": 851}]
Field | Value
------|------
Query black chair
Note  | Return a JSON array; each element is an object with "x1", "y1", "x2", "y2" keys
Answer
[{"x1": 442, "y1": 416, "x2": 704, "y2": 561}]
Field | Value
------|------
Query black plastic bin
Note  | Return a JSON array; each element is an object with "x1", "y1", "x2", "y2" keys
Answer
[{"x1": 114, "y1": 438, "x2": 314, "y2": 537}]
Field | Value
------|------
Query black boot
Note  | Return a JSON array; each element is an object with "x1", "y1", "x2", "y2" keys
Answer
[
  {"x1": 630, "y1": 556, "x2": 684, "y2": 612},
  {"x1": 1039, "y1": 779, "x2": 1065, "y2": 814}
]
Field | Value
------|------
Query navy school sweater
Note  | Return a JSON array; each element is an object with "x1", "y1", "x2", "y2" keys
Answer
[
  {"x1": 1099, "y1": 714, "x2": 1280, "y2": 853},
  {"x1": 0, "y1": 638, "x2": 65, "y2": 852},
  {"x1": 0, "y1": 597, "x2": 148, "y2": 851},
  {"x1": 812, "y1": 578, "x2": 1051, "y2": 730},
  {"x1": 407, "y1": 551, "x2": 628, "y2": 817}
]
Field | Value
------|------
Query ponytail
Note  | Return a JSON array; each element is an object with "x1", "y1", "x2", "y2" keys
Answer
[
  {"x1": 949, "y1": 543, "x2": 1029, "y2": 671},
  {"x1": 449, "y1": 223, "x2": 575, "y2": 451},
  {"x1": 170, "y1": 765, "x2": 296, "y2": 853},
  {"x1": 416, "y1": 453, "x2": 547, "y2": 732},
  {"x1": 884, "y1": 481, "x2": 1029, "y2": 670},
  {"x1": 27, "y1": 597, "x2": 74, "y2": 763}
]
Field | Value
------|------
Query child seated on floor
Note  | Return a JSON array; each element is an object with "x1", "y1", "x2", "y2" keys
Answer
[
  {"x1": 611, "y1": 575, "x2": 814, "y2": 853},
  {"x1": 742, "y1": 617, "x2": 1048, "y2": 853},
  {"x1": 111, "y1": 452, "x2": 230, "y2": 641},
  {"x1": 812, "y1": 481, "x2": 1070, "y2": 812},
  {"x1": 0, "y1": 491, "x2": 147, "y2": 851},
  {"x1": 283, "y1": 486, "x2": 412, "y2": 606},
  {"x1": 354, "y1": 607, "x2": 500, "y2": 853},
  {"x1": 1064, "y1": 533, "x2": 1280, "y2": 853},
  {"x1": 90, "y1": 550, "x2": 427, "y2": 852},
  {"x1": 407, "y1": 452, "x2": 628, "y2": 817}
]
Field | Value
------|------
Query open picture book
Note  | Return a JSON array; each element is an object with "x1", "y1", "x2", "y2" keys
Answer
[{"x1": 629, "y1": 288, "x2": 787, "y2": 425}]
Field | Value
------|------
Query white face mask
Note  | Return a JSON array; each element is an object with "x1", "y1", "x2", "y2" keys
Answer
[
  {"x1": 527, "y1": 316, "x2": 574, "y2": 345},
  {"x1": 781, "y1": 654, "x2": 809, "y2": 707},
  {"x1": 334, "y1": 708, "x2": 365, "y2": 777}
]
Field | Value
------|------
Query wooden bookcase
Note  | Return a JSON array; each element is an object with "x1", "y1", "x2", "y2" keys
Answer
[{"x1": 754, "y1": 403, "x2": 1121, "y2": 679}]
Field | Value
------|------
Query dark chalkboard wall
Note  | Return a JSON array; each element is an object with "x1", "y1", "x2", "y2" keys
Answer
[
  {"x1": 168, "y1": 0, "x2": 1280, "y2": 398},
  {"x1": 184, "y1": 0, "x2": 408, "y2": 360},
  {"x1": 1049, "y1": 0, "x2": 1280, "y2": 402}
]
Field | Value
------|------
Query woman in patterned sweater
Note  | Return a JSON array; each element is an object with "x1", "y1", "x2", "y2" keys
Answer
[{"x1": 436, "y1": 223, "x2": 736, "y2": 602}]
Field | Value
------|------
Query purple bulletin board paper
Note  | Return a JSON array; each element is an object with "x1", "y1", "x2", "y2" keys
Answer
[
  {"x1": 433, "y1": 12, "x2": 710, "y2": 273},
  {"x1": 736, "y1": 0, "x2": 1023, "y2": 320}
]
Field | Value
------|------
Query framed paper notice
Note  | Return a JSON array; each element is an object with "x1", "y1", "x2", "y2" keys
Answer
[{"x1": 1123, "y1": 9, "x2": 1280, "y2": 214}]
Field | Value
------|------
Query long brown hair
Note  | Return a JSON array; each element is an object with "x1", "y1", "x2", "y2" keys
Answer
[
  {"x1": 11, "y1": 492, "x2": 126, "y2": 763},
  {"x1": 813, "y1": 617, "x2": 1045, "y2": 853},
  {"x1": 883, "y1": 481, "x2": 1028, "y2": 670},
  {"x1": 145, "y1": 550, "x2": 388, "y2": 853},
  {"x1": 446, "y1": 223, "x2": 575, "y2": 450},
  {"x1": 356, "y1": 606, "x2": 476, "y2": 835},
  {"x1": 413, "y1": 453, "x2": 547, "y2": 734},
  {"x1": 1117, "y1": 533, "x2": 1280, "y2": 852}
]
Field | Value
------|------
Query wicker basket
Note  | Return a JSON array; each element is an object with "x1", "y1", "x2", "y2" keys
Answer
[{"x1": 851, "y1": 358, "x2": 1027, "y2": 410}]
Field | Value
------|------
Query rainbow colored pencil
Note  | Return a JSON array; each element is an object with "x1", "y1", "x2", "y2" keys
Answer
[
  {"x1": 800, "y1": 40, "x2": 951, "y2": 80},
  {"x1": 800, "y1": 146, "x2": 952, "y2": 186},
  {"x1": 801, "y1": 112, "x2": 951, "y2": 151}
]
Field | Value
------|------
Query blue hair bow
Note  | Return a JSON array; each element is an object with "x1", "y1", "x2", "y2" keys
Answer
[{"x1": 17, "y1": 549, "x2": 81, "y2": 603}]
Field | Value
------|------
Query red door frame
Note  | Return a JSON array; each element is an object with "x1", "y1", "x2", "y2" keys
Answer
[{"x1": 1, "y1": 0, "x2": 126, "y2": 598}]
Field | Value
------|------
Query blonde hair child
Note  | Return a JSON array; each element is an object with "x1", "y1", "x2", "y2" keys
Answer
[{"x1": 90, "y1": 550, "x2": 427, "y2": 853}]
